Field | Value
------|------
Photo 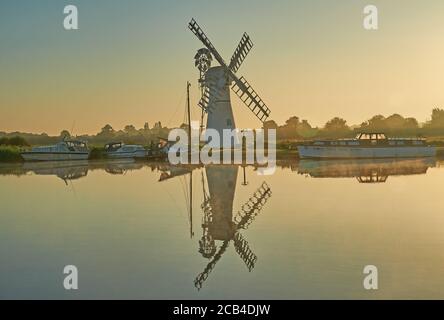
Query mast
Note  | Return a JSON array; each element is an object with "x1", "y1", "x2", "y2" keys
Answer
[
  {"x1": 199, "y1": 72, "x2": 205, "y2": 137},
  {"x1": 187, "y1": 81, "x2": 192, "y2": 163},
  {"x1": 189, "y1": 170, "x2": 193, "y2": 238},
  {"x1": 187, "y1": 81, "x2": 193, "y2": 238}
]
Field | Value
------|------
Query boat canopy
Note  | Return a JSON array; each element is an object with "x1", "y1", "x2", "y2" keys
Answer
[
  {"x1": 105, "y1": 142, "x2": 124, "y2": 151},
  {"x1": 356, "y1": 133, "x2": 387, "y2": 140},
  {"x1": 30, "y1": 140, "x2": 88, "y2": 153},
  {"x1": 66, "y1": 140, "x2": 88, "y2": 148}
]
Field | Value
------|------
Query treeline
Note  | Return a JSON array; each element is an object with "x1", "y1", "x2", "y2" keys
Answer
[
  {"x1": 0, "y1": 136, "x2": 30, "y2": 147},
  {"x1": 264, "y1": 108, "x2": 444, "y2": 140},
  {"x1": 3, "y1": 109, "x2": 444, "y2": 146},
  {"x1": 0, "y1": 121, "x2": 171, "y2": 146}
]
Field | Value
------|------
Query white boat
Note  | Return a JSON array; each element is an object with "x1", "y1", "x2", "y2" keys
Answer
[
  {"x1": 297, "y1": 133, "x2": 436, "y2": 159},
  {"x1": 21, "y1": 140, "x2": 90, "y2": 161},
  {"x1": 104, "y1": 142, "x2": 147, "y2": 159}
]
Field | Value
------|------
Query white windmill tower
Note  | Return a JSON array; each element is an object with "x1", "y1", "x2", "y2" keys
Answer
[{"x1": 189, "y1": 19, "x2": 271, "y2": 146}]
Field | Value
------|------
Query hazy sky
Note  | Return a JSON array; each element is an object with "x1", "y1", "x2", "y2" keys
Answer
[{"x1": 1, "y1": 0, "x2": 444, "y2": 135}]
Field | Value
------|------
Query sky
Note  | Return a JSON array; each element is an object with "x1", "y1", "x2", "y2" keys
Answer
[{"x1": 1, "y1": 0, "x2": 444, "y2": 135}]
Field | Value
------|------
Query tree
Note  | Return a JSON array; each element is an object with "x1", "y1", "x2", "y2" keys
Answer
[
  {"x1": 324, "y1": 117, "x2": 348, "y2": 131},
  {"x1": 153, "y1": 121, "x2": 162, "y2": 129},
  {"x1": 60, "y1": 130, "x2": 71, "y2": 138},
  {"x1": 428, "y1": 108, "x2": 444, "y2": 127},
  {"x1": 285, "y1": 116, "x2": 300, "y2": 128},
  {"x1": 385, "y1": 114, "x2": 406, "y2": 128},
  {"x1": 263, "y1": 120, "x2": 278, "y2": 130},
  {"x1": 100, "y1": 124, "x2": 114, "y2": 135},
  {"x1": 124, "y1": 125, "x2": 137, "y2": 135},
  {"x1": 362, "y1": 115, "x2": 386, "y2": 130},
  {"x1": 322, "y1": 117, "x2": 350, "y2": 138},
  {"x1": 143, "y1": 122, "x2": 150, "y2": 131},
  {"x1": 404, "y1": 117, "x2": 419, "y2": 129},
  {"x1": 1, "y1": 136, "x2": 30, "y2": 146}
]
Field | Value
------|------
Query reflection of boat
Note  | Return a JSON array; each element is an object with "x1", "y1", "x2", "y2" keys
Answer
[
  {"x1": 21, "y1": 140, "x2": 90, "y2": 161},
  {"x1": 0, "y1": 160, "x2": 164, "y2": 179},
  {"x1": 104, "y1": 160, "x2": 145, "y2": 175},
  {"x1": 104, "y1": 142, "x2": 147, "y2": 159},
  {"x1": 298, "y1": 158, "x2": 435, "y2": 183},
  {"x1": 23, "y1": 161, "x2": 89, "y2": 184},
  {"x1": 298, "y1": 133, "x2": 436, "y2": 159}
]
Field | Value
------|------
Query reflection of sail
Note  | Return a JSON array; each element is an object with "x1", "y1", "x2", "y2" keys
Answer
[
  {"x1": 298, "y1": 158, "x2": 436, "y2": 183},
  {"x1": 195, "y1": 166, "x2": 272, "y2": 290}
]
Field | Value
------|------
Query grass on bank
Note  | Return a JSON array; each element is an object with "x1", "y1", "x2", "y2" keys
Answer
[{"x1": 0, "y1": 146, "x2": 24, "y2": 162}]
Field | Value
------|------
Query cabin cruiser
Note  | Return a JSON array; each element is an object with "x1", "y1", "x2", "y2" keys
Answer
[
  {"x1": 104, "y1": 142, "x2": 147, "y2": 159},
  {"x1": 297, "y1": 133, "x2": 436, "y2": 159},
  {"x1": 21, "y1": 140, "x2": 89, "y2": 161}
]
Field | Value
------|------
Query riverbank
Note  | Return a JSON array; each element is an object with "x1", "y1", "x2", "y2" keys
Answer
[{"x1": 2, "y1": 145, "x2": 444, "y2": 163}]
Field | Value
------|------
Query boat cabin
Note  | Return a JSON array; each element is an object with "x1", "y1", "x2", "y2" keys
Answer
[
  {"x1": 65, "y1": 140, "x2": 88, "y2": 151},
  {"x1": 356, "y1": 133, "x2": 387, "y2": 141},
  {"x1": 104, "y1": 142, "x2": 124, "y2": 152},
  {"x1": 309, "y1": 132, "x2": 426, "y2": 147}
]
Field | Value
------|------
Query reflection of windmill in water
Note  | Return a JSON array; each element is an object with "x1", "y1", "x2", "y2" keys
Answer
[
  {"x1": 195, "y1": 166, "x2": 272, "y2": 290},
  {"x1": 189, "y1": 19, "x2": 271, "y2": 142},
  {"x1": 158, "y1": 165, "x2": 272, "y2": 290}
]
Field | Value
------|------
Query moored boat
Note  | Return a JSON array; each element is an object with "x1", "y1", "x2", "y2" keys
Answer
[
  {"x1": 21, "y1": 140, "x2": 90, "y2": 161},
  {"x1": 297, "y1": 133, "x2": 436, "y2": 159},
  {"x1": 104, "y1": 142, "x2": 147, "y2": 159}
]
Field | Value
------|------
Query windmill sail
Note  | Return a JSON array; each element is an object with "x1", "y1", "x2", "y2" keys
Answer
[
  {"x1": 197, "y1": 78, "x2": 221, "y2": 113},
  {"x1": 234, "y1": 182, "x2": 272, "y2": 229},
  {"x1": 233, "y1": 232, "x2": 257, "y2": 271},
  {"x1": 231, "y1": 76, "x2": 271, "y2": 122},
  {"x1": 188, "y1": 18, "x2": 271, "y2": 123},
  {"x1": 194, "y1": 240, "x2": 230, "y2": 290},
  {"x1": 229, "y1": 33, "x2": 253, "y2": 73},
  {"x1": 188, "y1": 19, "x2": 227, "y2": 68}
]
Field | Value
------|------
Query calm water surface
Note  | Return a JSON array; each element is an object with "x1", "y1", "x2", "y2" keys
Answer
[{"x1": 0, "y1": 158, "x2": 444, "y2": 299}]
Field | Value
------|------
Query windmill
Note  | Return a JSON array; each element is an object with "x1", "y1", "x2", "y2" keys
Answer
[
  {"x1": 188, "y1": 19, "x2": 271, "y2": 145},
  {"x1": 194, "y1": 166, "x2": 272, "y2": 290}
]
